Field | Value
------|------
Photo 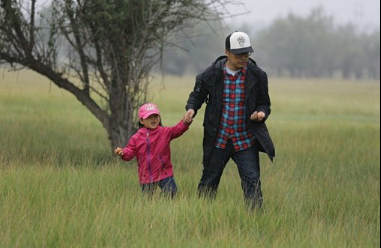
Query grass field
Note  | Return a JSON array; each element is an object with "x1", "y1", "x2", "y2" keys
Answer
[{"x1": 0, "y1": 70, "x2": 380, "y2": 247}]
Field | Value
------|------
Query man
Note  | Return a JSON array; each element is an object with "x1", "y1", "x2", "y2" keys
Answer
[{"x1": 184, "y1": 31, "x2": 275, "y2": 209}]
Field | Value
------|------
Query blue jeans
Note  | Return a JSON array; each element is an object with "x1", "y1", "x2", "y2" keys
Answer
[
  {"x1": 198, "y1": 140, "x2": 263, "y2": 208},
  {"x1": 141, "y1": 176, "x2": 177, "y2": 198}
]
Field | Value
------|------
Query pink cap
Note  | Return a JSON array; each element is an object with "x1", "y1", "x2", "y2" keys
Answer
[{"x1": 138, "y1": 103, "x2": 160, "y2": 119}]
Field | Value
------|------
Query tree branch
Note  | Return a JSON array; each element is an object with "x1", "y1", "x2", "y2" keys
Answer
[{"x1": 29, "y1": 0, "x2": 36, "y2": 50}]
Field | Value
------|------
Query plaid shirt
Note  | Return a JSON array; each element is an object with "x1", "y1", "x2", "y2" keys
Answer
[{"x1": 215, "y1": 65, "x2": 253, "y2": 151}]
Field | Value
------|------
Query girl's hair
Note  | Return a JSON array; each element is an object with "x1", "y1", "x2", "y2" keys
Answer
[{"x1": 138, "y1": 119, "x2": 163, "y2": 128}]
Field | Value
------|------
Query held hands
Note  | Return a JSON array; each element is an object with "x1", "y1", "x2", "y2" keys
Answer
[
  {"x1": 183, "y1": 109, "x2": 195, "y2": 124},
  {"x1": 114, "y1": 147, "x2": 124, "y2": 156},
  {"x1": 250, "y1": 111, "x2": 266, "y2": 122}
]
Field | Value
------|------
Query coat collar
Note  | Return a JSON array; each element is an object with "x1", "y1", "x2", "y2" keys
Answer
[
  {"x1": 213, "y1": 56, "x2": 258, "y2": 90},
  {"x1": 213, "y1": 56, "x2": 258, "y2": 70},
  {"x1": 137, "y1": 126, "x2": 162, "y2": 136}
]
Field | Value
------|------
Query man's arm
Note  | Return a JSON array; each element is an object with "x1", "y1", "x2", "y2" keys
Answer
[
  {"x1": 185, "y1": 74, "x2": 209, "y2": 120},
  {"x1": 250, "y1": 71, "x2": 271, "y2": 122}
]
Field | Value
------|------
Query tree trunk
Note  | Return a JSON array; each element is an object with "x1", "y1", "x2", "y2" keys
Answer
[
  {"x1": 107, "y1": 117, "x2": 134, "y2": 153},
  {"x1": 106, "y1": 75, "x2": 138, "y2": 151}
]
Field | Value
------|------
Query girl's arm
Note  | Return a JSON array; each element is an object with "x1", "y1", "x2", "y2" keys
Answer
[
  {"x1": 119, "y1": 136, "x2": 137, "y2": 161},
  {"x1": 168, "y1": 119, "x2": 191, "y2": 140}
]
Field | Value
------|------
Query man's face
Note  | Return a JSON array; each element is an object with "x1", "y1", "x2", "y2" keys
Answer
[{"x1": 225, "y1": 50, "x2": 250, "y2": 70}]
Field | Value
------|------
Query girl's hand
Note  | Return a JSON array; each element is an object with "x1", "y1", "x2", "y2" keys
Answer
[{"x1": 114, "y1": 147, "x2": 124, "y2": 156}]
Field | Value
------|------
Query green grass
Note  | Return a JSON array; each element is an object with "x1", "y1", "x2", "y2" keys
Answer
[{"x1": 0, "y1": 70, "x2": 380, "y2": 247}]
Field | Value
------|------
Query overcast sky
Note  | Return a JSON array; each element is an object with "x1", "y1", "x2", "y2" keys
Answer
[{"x1": 224, "y1": 0, "x2": 380, "y2": 31}]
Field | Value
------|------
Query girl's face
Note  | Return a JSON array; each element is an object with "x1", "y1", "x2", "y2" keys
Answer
[{"x1": 140, "y1": 114, "x2": 161, "y2": 129}]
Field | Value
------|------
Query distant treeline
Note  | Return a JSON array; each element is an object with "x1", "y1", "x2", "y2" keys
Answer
[{"x1": 161, "y1": 8, "x2": 380, "y2": 80}]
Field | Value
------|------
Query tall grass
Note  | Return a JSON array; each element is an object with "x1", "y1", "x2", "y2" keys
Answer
[{"x1": 0, "y1": 70, "x2": 379, "y2": 247}]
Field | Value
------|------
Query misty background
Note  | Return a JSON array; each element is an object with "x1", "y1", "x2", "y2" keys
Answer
[
  {"x1": 161, "y1": 0, "x2": 380, "y2": 80},
  {"x1": 227, "y1": 0, "x2": 380, "y2": 31}
]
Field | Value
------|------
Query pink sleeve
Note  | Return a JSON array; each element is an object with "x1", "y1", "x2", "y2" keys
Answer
[
  {"x1": 121, "y1": 136, "x2": 137, "y2": 161},
  {"x1": 168, "y1": 120, "x2": 190, "y2": 140}
]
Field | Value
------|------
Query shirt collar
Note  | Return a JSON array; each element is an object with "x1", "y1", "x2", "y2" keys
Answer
[{"x1": 224, "y1": 63, "x2": 247, "y2": 76}]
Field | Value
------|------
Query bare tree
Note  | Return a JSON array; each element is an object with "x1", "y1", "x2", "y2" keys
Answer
[{"x1": 0, "y1": 0, "x2": 233, "y2": 151}]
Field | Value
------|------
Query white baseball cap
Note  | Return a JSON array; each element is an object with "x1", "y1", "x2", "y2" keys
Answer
[{"x1": 225, "y1": 31, "x2": 254, "y2": 54}]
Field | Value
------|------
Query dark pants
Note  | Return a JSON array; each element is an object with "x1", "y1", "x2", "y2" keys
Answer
[
  {"x1": 141, "y1": 176, "x2": 177, "y2": 198},
  {"x1": 198, "y1": 141, "x2": 263, "y2": 209}
]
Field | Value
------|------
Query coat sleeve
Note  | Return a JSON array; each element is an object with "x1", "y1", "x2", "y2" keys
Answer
[
  {"x1": 167, "y1": 120, "x2": 190, "y2": 140},
  {"x1": 185, "y1": 73, "x2": 209, "y2": 116},
  {"x1": 255, "y1": 71, "x2": 271, "y2": 121},
  {"x1": 121, "y1": 135, "x2": 137, "y2": 161}
]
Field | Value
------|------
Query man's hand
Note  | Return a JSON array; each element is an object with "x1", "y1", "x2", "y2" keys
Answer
[
  {"x1": 250, "y1": 111, "x2": 266, "y2": 122},
  {"x1": 114, "y1": 147, "x2": 124, "y2": 156},
  {"x1": 184, "y1": 109, "x2": 195, "y2": 124}
]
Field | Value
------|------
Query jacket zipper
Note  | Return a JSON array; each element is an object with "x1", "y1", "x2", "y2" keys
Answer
[{"x1": 146, "y1": 130, "x2": 153, "y2": 183}]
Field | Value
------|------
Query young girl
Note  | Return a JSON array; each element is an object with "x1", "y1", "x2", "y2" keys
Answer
[{"x1": 114, "y1": 103, "x2": 192, "y2": 198}]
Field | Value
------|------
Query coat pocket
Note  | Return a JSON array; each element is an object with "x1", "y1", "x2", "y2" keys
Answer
[{"x1": 159, "y1": 155, "x2": 166, "y2": 169}]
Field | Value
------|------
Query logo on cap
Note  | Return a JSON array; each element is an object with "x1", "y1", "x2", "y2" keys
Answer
[
  {"x1": 145, "y1": 104, "x2": 155, "y2": 111},
  {"x1": 237, "y1": 36, "x2": 246, "y2": 47}
]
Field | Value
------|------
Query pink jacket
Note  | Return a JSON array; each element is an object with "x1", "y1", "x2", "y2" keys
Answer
[{"x1": 121, "y1": 120, "x2": 190, "y2": 184}]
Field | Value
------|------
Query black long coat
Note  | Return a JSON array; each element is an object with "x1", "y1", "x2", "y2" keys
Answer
[{"x1": 185, "y1": 56, "x2": 275, "y2": 165}]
